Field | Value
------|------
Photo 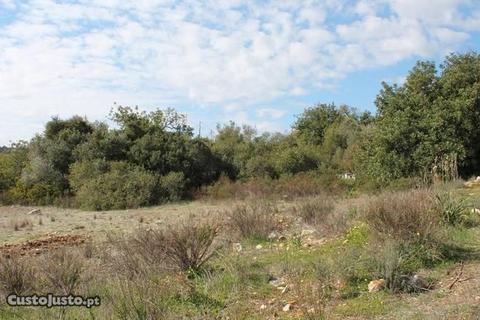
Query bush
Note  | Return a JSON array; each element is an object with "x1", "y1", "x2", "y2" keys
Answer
[
  {"x1": 109, "y1": 220, "x2": 219, "y2": 276},
  {"x1": 156, "y1": 171, "x2": 186, "y2": 202},
  {"x1": 164, "y1": 221, "x2": 219, "y2": 274},
  {"x1": 374, "y1": 241, "x2": 436, "y2": 293},
  {"x1": 226, "y1": 202, "x2": 279, "y2": 240},
  {"x1": 363, "y1": 189, "x2": 440, "y2": 244},
  {"x1": 74, "y1": 161, "x2": 156, "y2": 210},
  {"x1": 435, "y1": 192, "x2": 470, "y2": 226},
  {"x1": 296, "y1": 196, "x2": 335, "y2": 226},
  {"x1": 0, "y1": 254, "x2": 35, "y2": 295},
  {"x1": 41, "y1": 249, "x2": 89, "y2": 295}
]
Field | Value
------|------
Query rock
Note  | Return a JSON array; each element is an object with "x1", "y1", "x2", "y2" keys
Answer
[
  {"x1": 27, "y1": 209, "x2": 41, "y2": 215},
  {"x1": 233, "y1": 243, "x2": 243, "y2": 252},
  {"x1": 255, "y1": 244, "x2": 263, "y2": 250},
  {"x1": 409, "y1": 274, "x2": 429, "y2": 291},
  {"x1": 301, "y1": 229, "x2": 315, "y2": 237},
  {"x1": 282, "y1": 304, "x2": 291, "y2": 312},
  {"x1": 368, "y1": 279, "x2": 386, "y2": 293},
  {"x1": 267, "y1": 231, "x2": 279, "y2": 240},
  {"x1": 268, "y1": 277, "x2": 285, "y2": 287},
  {"x1": 260, "y1": 304, "x2": 266, "y2": 310}
]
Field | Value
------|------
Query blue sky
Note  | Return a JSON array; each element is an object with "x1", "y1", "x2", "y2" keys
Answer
[{"x1": 0, "y1": 0, "x2": 479, "y2": 144}]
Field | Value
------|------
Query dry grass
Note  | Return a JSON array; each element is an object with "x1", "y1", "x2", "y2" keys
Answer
[
  {"x1": 226, "y1": 201, "x2": 279, "y2": 240},
  {"x1": 0, "y1": 254, "x2": 36, "y2": 295},
  {"x1": 363, "y1": 189, "x2": 440, "y2": 243},
  {"x1": 41, "y1": 248, "x2": 90, "y2": 295},
  {"x1": 108, "y1": 219, "x2": 220, "y2": 277},
  {"x1": 295, "y1": 196, "x2": 335, "y2": 226},
  {"x1": 11, "y1": 218, "x2": 33, "y2": 231}
]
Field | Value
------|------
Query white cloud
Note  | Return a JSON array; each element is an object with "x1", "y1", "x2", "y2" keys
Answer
[
  {"x1": 257, "y1": 108, "x2": 287, "y2": 119},
  {"x1": 0, "y1": 0, "x2": 479, "y2": 144}
]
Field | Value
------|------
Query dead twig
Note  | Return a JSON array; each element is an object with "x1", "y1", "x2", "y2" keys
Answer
[{"x1": 448, "y1": 262, "x2": 464, "y2": 290}]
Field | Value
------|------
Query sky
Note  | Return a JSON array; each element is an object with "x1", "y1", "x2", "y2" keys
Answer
[{"x1": 1, "y1": 0, "x2": 479, "y2": 145}]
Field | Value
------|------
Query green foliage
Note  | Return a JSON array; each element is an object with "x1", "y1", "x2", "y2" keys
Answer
[
  {"x1": 358, "y1": 53, "x2": 480, "y2": 182},
  {"x1": 4, "y1": 52, "x2": 480, "y2": 209},
  {"x1": 74, "y1": 161, "x2": 156, "y2": 210},
  {"x1": 0, "y1": 142, "x2": 28, "y2": 193},
  {"x1": 157, "y1": 171, "x2": 186, "y2": 202},
  {"x1": 435, "y1": 192, "x2": 470, "y2": 226}
]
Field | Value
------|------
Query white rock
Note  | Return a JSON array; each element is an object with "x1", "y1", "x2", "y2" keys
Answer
[
  {"x1": 255, "y1": 244, "x2": 263, "y2": 250},
  {"x1": 27, "y1": 209, "x2": 41, "y2": 215},
  {"x1": 267, "y1": 231, "x2": 278, "y2": 240},
  {"x1": 233, "y1": 243, "x2": 243, "y2": 252},
  {"x1": 260, "y1": 304, "x2": 266, "y2": 310},
  {"x1": 301, "y1": 229, "x2": 315, "y2": 237},
  {"x1": 282, "y1": 304, "x2": 291, "y2": 312}
]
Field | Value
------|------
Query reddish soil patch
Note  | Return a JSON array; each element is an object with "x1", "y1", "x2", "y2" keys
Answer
[{"x1": 0, "y1": 233, "x2": 88, "y2": 256}]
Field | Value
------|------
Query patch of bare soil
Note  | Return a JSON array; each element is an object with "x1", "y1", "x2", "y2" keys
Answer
[{"x1": 0, "y1": 233, "x2": 88, "y2": 256}]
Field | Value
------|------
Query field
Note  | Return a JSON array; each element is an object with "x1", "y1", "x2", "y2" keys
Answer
[{"x1": 0, "y1": 184, "x2": 479, "y2": 319}]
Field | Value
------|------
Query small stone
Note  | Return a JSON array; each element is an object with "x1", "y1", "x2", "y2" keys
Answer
[
  {"x1": 233, "y1": 243, "x2": 243, "y2": 252},
  {"x1": 260, "y1": 304, "x2": 267, "y2": 310},
  {"x1": 409, "y1": 274, "x2": 429, "y2": 291},
  {"x1": 282, "y1": 304, "x2": 291, "y2": 312},
  {"x1": 27, "y1": 209, "x2": 41, "y2": 215},
  {"x1": 269, "y1": 277, "x2": 285, "y2": 287},
  {"x1": 301, "y1": 229, "x2": 315, "y2": 237},
  {"x1": 368, "y1": 279, "x2": 386, "y2": 293},
  {"x1": 267, "y1": 231, "x2": 278, "y2": 240},
  {"x1": 307, "y1": 308, "x2": 315, "y2": 314},
  {"x1": 256, "y1": 244, "x2": 263, "y2": 250}
]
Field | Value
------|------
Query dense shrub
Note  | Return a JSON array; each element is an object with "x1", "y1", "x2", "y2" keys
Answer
[
  {"x1": 363, "y1": 189, "x2": 440, "y2": 244},
  {"x1": 296, "y1": 196, "x2": 335, "y2": 226},
  {"x1": 109, "y1": 221, "x2": 219, "y2": 275},
  {"x1": 156, "y1": 171, "x2": 186, "y2": 202},
  {"x1": 75, "y1": 161, "x2": 156, "y2": 210},
  {"x1": 226, "y1": 202, "x2": 279, "y2": 240}
]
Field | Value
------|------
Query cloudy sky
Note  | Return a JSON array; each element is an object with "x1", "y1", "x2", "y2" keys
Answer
[{"x1": 1, "y1": 0, "x2": 479, "y2": 145}]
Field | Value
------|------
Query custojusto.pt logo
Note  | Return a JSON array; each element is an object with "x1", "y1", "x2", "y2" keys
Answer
[{"x1": 6, "y1": 294, "x2": 101, "y2": 308}]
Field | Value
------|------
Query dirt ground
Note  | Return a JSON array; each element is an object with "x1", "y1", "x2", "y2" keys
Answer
[{"x1": 0, "y1": 200, "x2": 232, "y2": 245}]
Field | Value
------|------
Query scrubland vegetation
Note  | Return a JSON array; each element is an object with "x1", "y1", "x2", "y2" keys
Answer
[{"x1": 0, "y1": 52, "x2": 480, "y2": 319}]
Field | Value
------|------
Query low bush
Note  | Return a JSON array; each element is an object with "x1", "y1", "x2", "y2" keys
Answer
[
  {"x1": 363, "y1": 189, "x2": 440, "y2": 244},
  {"x1": 296, "y1": 196, "x2": 335, "y2": 226},
  {"x1": 374, "y1": 241, "x2": 437, "y2": 293},
  {"x1": 226, "y1": 202, "x2": 279, "y2": 240},
  {"x1": 0, "y1": 254, "x2": 36, "y2": 296},
  {"x1": 435, "y1": 192, "x2": 470, "y2": 226},
  {"x1": 41, "y1": 249, "x2": 89, "y2": 295},
  {"x1": 109, "y1": 220, "x2": 220, "y2": 276}
]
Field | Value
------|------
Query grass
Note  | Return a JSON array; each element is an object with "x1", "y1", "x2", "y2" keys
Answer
[{"x1": 0, "y1": 183, "x2": 479, "y2": 319}]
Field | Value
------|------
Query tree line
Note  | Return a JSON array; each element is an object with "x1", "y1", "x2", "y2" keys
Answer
[{"x1": 1, "y1": 52, "x2": 479, "y2": 210}]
